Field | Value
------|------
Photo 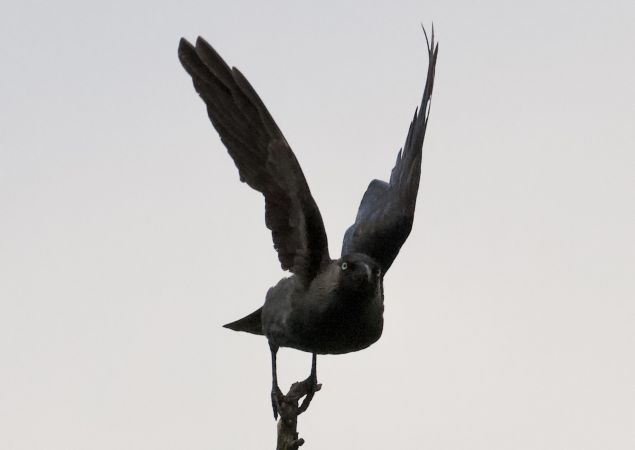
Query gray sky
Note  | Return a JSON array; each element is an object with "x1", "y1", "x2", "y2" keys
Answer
[{"x1": 1, "y1": 0, "x2": 634, "y2": 449}]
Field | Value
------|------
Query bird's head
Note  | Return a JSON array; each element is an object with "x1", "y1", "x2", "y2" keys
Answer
[{"x1": 336, "y1": 253, "x2": 382, "y2": 296}]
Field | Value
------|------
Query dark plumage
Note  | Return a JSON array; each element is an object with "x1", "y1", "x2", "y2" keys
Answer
[{"x1": 178, "y1": 28, "x2": 438, "y2": 419}]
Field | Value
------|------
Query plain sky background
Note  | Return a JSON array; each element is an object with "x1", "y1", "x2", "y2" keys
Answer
[{"x1": 1, "y1": 0, "x2": 634, "y2": 449}]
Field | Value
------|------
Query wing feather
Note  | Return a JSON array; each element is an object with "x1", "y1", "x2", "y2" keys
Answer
[
  {"x1": 342, "y1": 27, "x2": 438, "y2": 273},
  {"x1": 179, "y1": 37, "x2": 330, "y2": 283}
]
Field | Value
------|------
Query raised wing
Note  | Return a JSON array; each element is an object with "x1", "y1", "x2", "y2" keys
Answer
[
  {"x1": 342, "y1": 27, "x2": 438, "y2": 274},
  {"x1": 178, "y1": 37, "x2": 330, "y2": 283}
]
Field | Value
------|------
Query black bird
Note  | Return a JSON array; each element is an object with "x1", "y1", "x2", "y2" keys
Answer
[{"x1": 178, "y1": 27, "x2": 438, "y2": 419}]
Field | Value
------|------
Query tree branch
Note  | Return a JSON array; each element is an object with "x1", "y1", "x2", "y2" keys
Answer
[{"x1": 275, "y1": 378, "x2": 322, "y2": 450}]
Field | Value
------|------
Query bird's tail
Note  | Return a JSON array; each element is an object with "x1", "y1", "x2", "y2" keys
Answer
[{"x1": 223, "y1": 307, "x2": 264, "y2": 335}]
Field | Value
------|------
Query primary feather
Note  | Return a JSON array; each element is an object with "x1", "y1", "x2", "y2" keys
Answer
[
  {"x1": 178, "y1": 37, "x2": 330, "y2": 285},
  {"x1": 342, "y1": 27, "x2": 438, "y2": 273}
]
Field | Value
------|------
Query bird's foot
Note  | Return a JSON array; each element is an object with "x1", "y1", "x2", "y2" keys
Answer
[
  {"x1": 297, "y1": 374, "x2": 320, "y2": 415},
  {"x1": 271, "y1": 385, "x2": 284, "y2": 420},
  {"x1": 272, "y1": 374, "x2": 322, "y2": 420}
]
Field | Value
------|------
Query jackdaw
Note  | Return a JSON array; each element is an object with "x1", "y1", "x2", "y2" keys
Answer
[{"x1": 178, "y1": 27, "x2": 438, "y2": 419}]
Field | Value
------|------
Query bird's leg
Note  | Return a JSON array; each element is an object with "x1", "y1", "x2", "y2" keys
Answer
[
  {"x1": 297, "y1": 352, "x2": 318, "y2": 414},
  {"x1": 269, "y1": 342, "x2": 283, "y2": 420}
]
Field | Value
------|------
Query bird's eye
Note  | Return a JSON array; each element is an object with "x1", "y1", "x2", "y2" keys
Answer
[{"x1": 341, "y1": 262, "x2": 348, "y2": 270}]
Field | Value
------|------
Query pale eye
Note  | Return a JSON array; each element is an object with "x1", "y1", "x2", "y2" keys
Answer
[{"x1": 341, "y1": 262, "x2": 348, "y2": 270}]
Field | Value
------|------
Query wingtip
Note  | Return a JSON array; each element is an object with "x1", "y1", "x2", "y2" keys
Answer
[
  {"x1": 178, "y1": 37, "x2": 195, "y2": 60},
  {"x1": 195, "y1": 35, "x2": 209, "y2": 49},
  {"x1": 195, "y1": 36, "x2": 221, "y2": 60},
  {"x1": 421, "y1": 23, "x2": 430, "y2": 50},
  {"x1": 420, "y1": 22, "x2": 438, "y2": 57},
  {"x1": 178, "y1": 37, "x2": 191, "y2": 52}
]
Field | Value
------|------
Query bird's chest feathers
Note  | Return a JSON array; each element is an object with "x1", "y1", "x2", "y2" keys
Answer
[{"x1": 288, "y1": 281, "x2": 384, "y2": 354}]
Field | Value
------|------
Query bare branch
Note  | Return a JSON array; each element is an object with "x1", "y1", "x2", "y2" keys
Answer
[{"x1": 275, "y1": 378, "x2": 322, "y2": 450}]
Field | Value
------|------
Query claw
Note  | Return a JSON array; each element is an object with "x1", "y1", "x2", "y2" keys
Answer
[
  {"x1": 271, "y1": 386, "x2": 283, "y2": 420},
  {"x1": 297, "y1": 375, "x2": 319, "y2": 414}
]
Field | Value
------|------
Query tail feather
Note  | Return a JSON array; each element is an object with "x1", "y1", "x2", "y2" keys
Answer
[{"x1": 223, "y1": 307, "x2": 264, "y2": 335}]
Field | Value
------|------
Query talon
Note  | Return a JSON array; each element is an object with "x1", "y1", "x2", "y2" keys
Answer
[
  {"x1": 271, "y1": 386, "x2": 283, "y2": 420},
  {"x1": 305, "y1": 370, "x2": 319, "y2": 395},
  {"x1": 297, "y1": 376, "x2": 319, "y2": 414}
]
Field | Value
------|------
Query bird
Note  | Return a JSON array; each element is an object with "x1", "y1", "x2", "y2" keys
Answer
[{"x1": 178, "y1": 26, "x2": 438, "y2": 420}]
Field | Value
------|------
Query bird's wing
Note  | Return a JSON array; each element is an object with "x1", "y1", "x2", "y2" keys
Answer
[
  {"x1": 341, "y1": 27, "x2": 438, "y2": 274},
  {"x1": 178, "y1": 37, "x2": 330, "y2": 284}
]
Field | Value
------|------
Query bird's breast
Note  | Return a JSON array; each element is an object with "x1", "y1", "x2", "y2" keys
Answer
[{"x1": 287, "y1": 290, "x2": 384, "y2": 355}]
